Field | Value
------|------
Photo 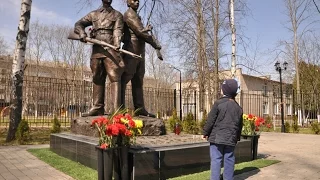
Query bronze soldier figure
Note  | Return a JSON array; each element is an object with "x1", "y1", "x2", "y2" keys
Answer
[
  {"x1": 121, "y1": 0, "x2": 162, "y2": 117},
  {"x1": 74, "y1": 0, "x2": 124, "y2": 116}
]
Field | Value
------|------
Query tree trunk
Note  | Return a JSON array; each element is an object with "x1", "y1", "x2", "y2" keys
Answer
[
  {"x1": 7, "y1": 0, "x2": 32, "y2": 142},
  {"x1": 230, "y1": 0, "x2": 236, "y2": 77},
  {"x1": 196, "y1": 0, "x2": 207, "y2": 112},
  {"x1": 211, "y1": 0, "x2": 220, "y2": 100}
]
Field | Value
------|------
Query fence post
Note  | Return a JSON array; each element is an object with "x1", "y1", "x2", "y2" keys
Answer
[{"x1": 173, "y1": 89, "x2": 177, "y2": 110}]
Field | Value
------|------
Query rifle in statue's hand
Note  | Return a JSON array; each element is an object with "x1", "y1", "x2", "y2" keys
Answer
[
  {"x1": 143, "y1": 0, "x2": 163, "y2": 61},
  {"x1": 67, "y1": 31, "x2": 142, "y2": 59}
]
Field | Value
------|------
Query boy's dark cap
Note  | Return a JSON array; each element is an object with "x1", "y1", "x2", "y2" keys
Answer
[{"x1": 222, "y1": 79, "x2": 238, "y2": 97}]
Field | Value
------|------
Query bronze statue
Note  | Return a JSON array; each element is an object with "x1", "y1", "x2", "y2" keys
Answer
[
  {"x1": 121, "y1": 0, "x2": 162, "y2": 117},
  {"x1": 74, "y1": 0, "x2": 124, "y2": 116}
]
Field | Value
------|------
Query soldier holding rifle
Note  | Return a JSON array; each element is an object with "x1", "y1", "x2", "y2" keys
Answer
[
  {"x1": 73, "y1": 0, "x2": 124, "y2": 116},
  {"x1": 121, "y1": 0, "x2": 163, "y2": 117}
]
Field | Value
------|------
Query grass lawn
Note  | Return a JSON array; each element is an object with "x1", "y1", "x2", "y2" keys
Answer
[
  {"x1": 169, "y1": 159, "x2": 280, "y2": 180},
  {"x1": 262, "y1": 126, "x2": 317, "y2": 134},
  {"x1": 28, "y1": 148, "x2": 279, "y2": 180},
  {"x1": 0, "y1": 127, "x2": 69, "y2": 145},
  {"x1": 28, "y1": 148, "x2": 97, "y2": 180}
]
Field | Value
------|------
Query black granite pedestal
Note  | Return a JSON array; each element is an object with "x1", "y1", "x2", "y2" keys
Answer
[{"x1": 50, "y1": 133, "x2": 252, "y2": 180}]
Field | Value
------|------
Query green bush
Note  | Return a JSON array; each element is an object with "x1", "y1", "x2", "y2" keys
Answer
[
  {"x1": 199, "y1": 109, "x2": 208, "y2": 132},
  {"x1": 310, "y1": 121, "x2": 320, "y2": 134},
  {"x1": 262, "y1": 115, "x2": 273, "y2": 132},
  {"x1": 285, "y1": 121, "x2": 291, "y2": 133},
  {"x1": 167, "y1": 108, "x2": 179, "y2": 133},
  {"x1": 182, "y1": 112, "x2": 198, "y2": 134},
  {"x1": 15, "y1": 119, "x2": 30, "y2": 144},
  {"x1": 51, "y1": 117, "x2": 61, "y2": 133},
  {"x1": 291, "y1": 115, "x2": 299, "y2": 133}
]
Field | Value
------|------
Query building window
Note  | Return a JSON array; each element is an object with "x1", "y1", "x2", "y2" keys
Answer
[
  {"x1": 286, "y1": 104, "x2": 292, "y2": 115},
  {"x1": 183, "y1": 104, "x2": 196, "y2": 116},
  {"x1": 263, "y1": 102, "x2": 269, "y2": 114},
  {"x1": 273, "y1": 102, "x2": 280, "y2": 115},
  {"x1": 273, "y1": 85, "x2": 279, "y2": 97},
  {"x1": 262, "y1": 84, "x2": 267, "y2": 96},
  {"x1": 0, "y1": 78, "x2": 5, "y2": 84},
  {"x1": 285, "y1": 86, "x2": 292, "y2": 98}
]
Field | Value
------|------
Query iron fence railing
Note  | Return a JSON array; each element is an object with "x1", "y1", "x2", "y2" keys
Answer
[{"x1": 1, "y1": 75, "x2": 319, "y2": 127}]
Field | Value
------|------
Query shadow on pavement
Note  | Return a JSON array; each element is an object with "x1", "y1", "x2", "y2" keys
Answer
[
  {"x1": 234, "y1": 167, "x2": 260, "y2": 180},
  {"x1": 258, "y1": 153, "x2": 271, "y2": 159}
]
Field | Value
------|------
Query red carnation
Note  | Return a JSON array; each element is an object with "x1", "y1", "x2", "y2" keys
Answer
[
  {"x1": 100, "y1": 143, "x2": 108, "y2": 150},
  {"x1": 255, "y1": 120, "x2": 261, "y2": 127},
  {"x1": 125, "y1": 130, "x2": 132, "y2": 137},
  {"x1": 248, "y1": 114, "x2": 254, "y2": 119},
  {"x1": 110, "y1": 124, "x2": 120, "y2": 136},
  {"x1": 267, "y1": 123, "x2": 272, "y2": 128},
  {"x1": 125, "y1": 114, "x2": 133, "y2": 121},
  {"x1": 116, "y1": 123, "x2": 127, "y2": 134},
  {"x1": 92, "y1": 116, "x2": 105, "y2": 127},
  {"x1": 113, "y1": 114, "x2": 124, "y2": 123},
  {"x1": 91, "y1": 119, "x2": 98, "y2": 126},
  {"x1": 128, "y1": 120, "x2": 136, "y2": 128},
  {"x1": 106, "y1": 126, "x2": 113, "y2": 136}
]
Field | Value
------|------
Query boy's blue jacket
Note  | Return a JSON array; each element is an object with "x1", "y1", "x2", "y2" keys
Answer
[{"x1": 203, "y1": 96, "x2": 243, "y2": 146}]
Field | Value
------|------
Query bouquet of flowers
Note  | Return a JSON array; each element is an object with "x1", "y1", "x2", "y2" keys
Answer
[
  {"x1": 91, "y1": 110, "x2": 143, "y2": 149},
  {"x1": 241, "y1": 113, "x2": 267, "y2": 135}
]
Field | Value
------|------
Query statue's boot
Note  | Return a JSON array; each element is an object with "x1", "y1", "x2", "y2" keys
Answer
[
  {"x1": 82, "y1": 84, "x2": 105, "y2": 117},
  {"x1": 135, "y1": 108, "x2": 156, "y2": 118},
  {"x1": 132, "y1": 78, "x2": 156, "y2": 118}
]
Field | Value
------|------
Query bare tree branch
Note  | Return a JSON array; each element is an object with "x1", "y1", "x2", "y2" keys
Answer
[{"x1": 313, "y1": 0, "x2": 320, "y2": 13}]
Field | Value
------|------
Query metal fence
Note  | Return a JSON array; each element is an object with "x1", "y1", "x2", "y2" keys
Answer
[
  {"x1": 0, "y1": 76, "x2": 176, "y2": 127},
  {"x1": 1, "y1": 75, "x2": 319, "y2": 127}
]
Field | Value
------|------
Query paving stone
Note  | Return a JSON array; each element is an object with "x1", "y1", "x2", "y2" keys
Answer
[{"x1": 0, "y1": 145, "x2": 74, "y2": 180}]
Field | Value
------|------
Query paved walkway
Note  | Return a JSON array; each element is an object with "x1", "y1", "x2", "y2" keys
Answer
[
  {"x1": 0, "y1": 145, "x2": 73, "y2": 180},
  {"x1": 0, "y1": 133, "x2": 320, "y2": 180},
  {"x1": 235, "y1": 132, "x2": 320, "y2": 180}
]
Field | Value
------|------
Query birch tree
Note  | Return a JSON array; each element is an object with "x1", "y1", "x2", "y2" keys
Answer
[
  {"x1": 283, "y1": 0, "x2": 314, "y2": 125},
  {"x1": 27, "y1": 21, "x2": 48, "y2": 118},
  {"x1": 229, "y1": 0, "x2": 236, "y2": 77},
  {"x1": 313, "y1": 0, "x2": 320, "y2": 13},
  {"x1": 7, "y1": 0, "x2": 32, "y2": 142}
]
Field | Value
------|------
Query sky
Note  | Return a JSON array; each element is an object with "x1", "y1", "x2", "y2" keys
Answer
[{"x1": 0, "y1": 0, "x2": 318, "y2": 78}]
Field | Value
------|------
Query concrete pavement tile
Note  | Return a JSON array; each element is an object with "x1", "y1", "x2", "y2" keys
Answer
[
  {"x1": 0, "y1": 167, "x2": 8, "y2": 173},
  {"x1": 17, "y1": 177, "x2": 31, "y2": 180},
  {"x1": 1, "y1": 172, "x2": 16, "y2": 180},
  {"x1": 14, "y1": 164, "x2": 26, "y2": 169},
  {"x1": 21, "y1": 170, "x2": 37, "y2": 177},
  {"x1": 26, "y1": 176, "x2": 43, "y2": 180},
  {"x1": 8, "y1": 169, "x2": 24, "y2": 177}
]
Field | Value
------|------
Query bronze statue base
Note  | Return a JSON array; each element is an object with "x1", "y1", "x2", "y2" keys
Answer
[{"x1": 71, "y1": 115, "x2": 166, "y2": 136}]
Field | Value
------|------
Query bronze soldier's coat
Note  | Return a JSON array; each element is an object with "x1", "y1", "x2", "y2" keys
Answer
[
  {"x1": 75, "y1": 6, "x2": 124, "y2": 116},
  {"x1": 75, "y1": 7, "x2": 123, "y2": 58},
  {"x1": 121, "y1": 7, "x2": 161, "y2": 116}
]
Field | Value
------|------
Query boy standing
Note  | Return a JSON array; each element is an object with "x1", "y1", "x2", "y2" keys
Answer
[{"x1": 203, "y1": 79, "x2": 243, "y2": 180}]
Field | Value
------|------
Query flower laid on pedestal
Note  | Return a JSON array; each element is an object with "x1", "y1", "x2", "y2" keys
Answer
[
  {"x1": 241, "y1": 113, "x2": 271, "y2": 160},
  {"x1": 241, "y1": 113, "x2": 271, "y2": 135},
  {"x1": 91, "y1": 111, "x2": 143, "y2": 149},
  {"x1": 92, "y1": 109, "x2": 144, "y2": 180}
]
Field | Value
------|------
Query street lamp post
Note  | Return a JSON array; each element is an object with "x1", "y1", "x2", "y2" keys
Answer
[
  {"x1": 170, "y1": 65, "x2": 182, "y2": 121},
  {"x1": 275, "y1": 61, "x2": 288, "y2": 133}
]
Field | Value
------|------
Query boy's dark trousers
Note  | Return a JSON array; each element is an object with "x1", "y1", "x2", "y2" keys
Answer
[{"x1": 210, "y1": 143, "x2": 235, "y2": 180}]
